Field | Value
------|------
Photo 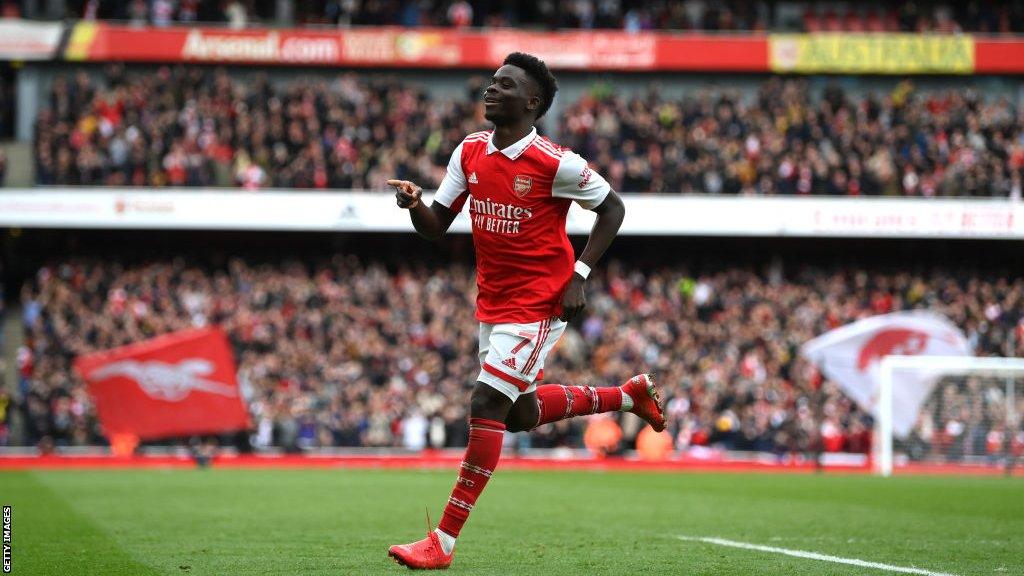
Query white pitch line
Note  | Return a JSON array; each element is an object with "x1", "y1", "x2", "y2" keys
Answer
[{"x1": 677, "y1": 536, "x2": 959, "y2": 576}]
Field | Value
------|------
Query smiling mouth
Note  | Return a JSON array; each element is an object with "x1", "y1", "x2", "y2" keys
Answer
[{"x1": 484, "y1": 97, "x2": 501, "y2": 105}]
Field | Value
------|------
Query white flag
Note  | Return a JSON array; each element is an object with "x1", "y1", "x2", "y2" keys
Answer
[{"x1": 800, "y1": 311, "x2": 971, "y2": 438}]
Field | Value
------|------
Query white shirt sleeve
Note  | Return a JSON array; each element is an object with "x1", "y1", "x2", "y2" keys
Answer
[
  {"x1": 551, "y1": 150, "x2": 611, "y2": 210},
  {"x1": 433, "y1": 142, "x2": 466, "y2": 209}
]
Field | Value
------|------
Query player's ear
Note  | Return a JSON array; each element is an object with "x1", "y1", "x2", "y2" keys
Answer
[{"x1": 526, "y1": 94, "x2": 540, "y2": 116}]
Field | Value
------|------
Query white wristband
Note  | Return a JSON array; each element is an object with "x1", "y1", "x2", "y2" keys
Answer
[{"x1": 573, "y1": 261, "x2": 591, "y2": 279}]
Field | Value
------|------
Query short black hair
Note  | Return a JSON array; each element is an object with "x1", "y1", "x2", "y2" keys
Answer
[{"x1": 503, "y1": 52, "x2": 558, "y2": 119}]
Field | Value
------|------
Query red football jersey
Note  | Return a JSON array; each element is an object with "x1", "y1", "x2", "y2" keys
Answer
[{"x1": 434, "y1": 128, "x2": 611, "y2": 323}]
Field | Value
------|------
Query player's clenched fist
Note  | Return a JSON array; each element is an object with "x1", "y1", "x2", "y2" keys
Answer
[{"x1": 388, "y1": 179, "x2": 422, "y2": 209}]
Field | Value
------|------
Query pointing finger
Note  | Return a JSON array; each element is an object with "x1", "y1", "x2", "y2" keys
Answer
[{"x1": 386, "y1": 179, "x2": 413, "y2": 193}]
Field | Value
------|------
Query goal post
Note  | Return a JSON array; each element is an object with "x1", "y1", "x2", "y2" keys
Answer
[{"x1": 876, "y1": 355, "x2": 1024, "y2": 477}]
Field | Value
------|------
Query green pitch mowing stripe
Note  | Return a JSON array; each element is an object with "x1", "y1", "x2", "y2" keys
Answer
[
  {"x1": 0, "y1": 469, "x2": 1020, "y2": 575},
  {"x1": 1, "y1": 471, "x2": 160, "y2": 575}
]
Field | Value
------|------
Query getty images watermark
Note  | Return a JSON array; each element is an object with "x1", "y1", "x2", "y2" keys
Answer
[{"x1": 2, "y1": 505, "x2": 10, "y2": 573}]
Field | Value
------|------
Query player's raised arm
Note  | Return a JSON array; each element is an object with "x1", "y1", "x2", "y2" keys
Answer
[
  {"x1": 387, "y1": 179, "x2": 458, "y2": 241},
  {"x1": 389, "y1": 139, "x2": 469, "y2": 241}
]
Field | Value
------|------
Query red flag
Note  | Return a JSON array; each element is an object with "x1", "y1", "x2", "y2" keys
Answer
[{"x1": 73, "y1": 327, "x2": 251, "y2": 441}]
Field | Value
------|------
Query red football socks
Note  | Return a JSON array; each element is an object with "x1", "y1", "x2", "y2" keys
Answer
[
  {"x1": 435, "y1": 389, "x2": 622, "y2": 538},
  {"x1": 437, "y1": 417, "x2": 505, "y2": 538},
  {"x1": 534, "y1": 384, "x2": 623, "y2": 428}
]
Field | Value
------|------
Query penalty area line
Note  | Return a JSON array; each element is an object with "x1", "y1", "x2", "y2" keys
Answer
[{"x1": 676, "y1": 536, "x2": 958, "y2": 576}]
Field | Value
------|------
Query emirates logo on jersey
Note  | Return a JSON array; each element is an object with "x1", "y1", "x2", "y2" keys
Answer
[
  {"x1": 469, "y1": 197, "x2": 533, "y2": 235},
  {"x1": 513, "y1": 175, "x2": 533, "y2": 198}
]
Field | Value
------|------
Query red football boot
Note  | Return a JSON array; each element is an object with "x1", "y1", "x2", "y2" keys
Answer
[
  {"x1": 388, "y1": 530, "x2": 453, "y2": 570},
  {"x1": 621, "y1": 373, "x2": 666, "y2": 432}
]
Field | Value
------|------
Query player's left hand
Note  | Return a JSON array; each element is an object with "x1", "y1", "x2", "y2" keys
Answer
[{"x1": 559, "y1": 275, "x2": 586, "y2": 322}]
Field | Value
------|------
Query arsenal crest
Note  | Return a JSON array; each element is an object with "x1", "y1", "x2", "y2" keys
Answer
[{"x1": 513, "y1": 174, "x2": 533, "y2": 198}]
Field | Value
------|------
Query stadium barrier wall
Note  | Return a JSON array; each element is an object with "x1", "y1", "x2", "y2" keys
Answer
[
  {"x1": 3, "y1": 19, "x2": 1023, "y2": 74},
  {"x1": 0, "y1": 452, "x2": 1017, "y2": 476},
  {"x1": 0, "y1": 189, "x2": 1020, "y2": 238},
  {"x1": 0, "y1": 20, "x2": 63, "y2": 60},
  {"x1": 48, "y1": 22, "x2": 1024, "y2": 74}
]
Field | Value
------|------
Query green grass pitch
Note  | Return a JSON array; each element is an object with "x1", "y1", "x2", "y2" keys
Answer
[{"x1": 1, "y1": 468, "x2": 1021, "y2": 575}]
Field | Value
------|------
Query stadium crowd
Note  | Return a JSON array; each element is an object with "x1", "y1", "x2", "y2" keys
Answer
[
  {"x1": 8, "y1": 256, "x2": 1023, "y2": 462},
  {"x1": 34, "y1": 66, "x2": 477, "y2": 190},
  {"x1": 34, "y1": 68, "x2": 1024, "y2": 198},
  {"x1": 71, "y1": 0, "x2": 257, "y2": 27},
  {"x1": 561, "y1": 78, "x2": 1024, "y2": 197},
  {"x1": 59, "y1": 1, "x2": 1024, "y2": 33}
]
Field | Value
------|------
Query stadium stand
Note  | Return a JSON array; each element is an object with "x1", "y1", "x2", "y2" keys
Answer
[
  {"x1": 561, "y1": 78, "x2": 1023, "y2": 197},
  {"x1": 12, "y1": 254, "x2": 1023, "y2": 460},
  {"x1": 34, "y1": 67, "x2": 478, "y2": 189},
  {"x1": 34, "y1": 68, "x2": 1024, "y2": 197}
]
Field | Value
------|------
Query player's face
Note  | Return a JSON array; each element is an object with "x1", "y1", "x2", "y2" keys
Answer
[{"x1": 483, "y1": 65, "x2": 539, "y2": 125}]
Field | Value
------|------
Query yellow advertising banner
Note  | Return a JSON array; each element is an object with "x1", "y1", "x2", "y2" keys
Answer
[
  {"x1": 64, "y1": 22, "x2": 99, "y2": 61},
  {"x1": 769, "y1": 34, "x2": 974, "y2": 74}
]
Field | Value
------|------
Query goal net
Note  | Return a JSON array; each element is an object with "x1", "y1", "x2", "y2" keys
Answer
[{"x1": 876, "y1": 356, "x2": 1024, "y2": 476}]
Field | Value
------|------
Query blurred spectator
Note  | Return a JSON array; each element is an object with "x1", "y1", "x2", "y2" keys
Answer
[
  {"x1": 15, "y1": 255, "x2": 1024, "y2": 461},
  {"x1": 583, "y1": 414, "x2": 622, "y2": 457},
  {"x1": 127, "y1": 0, "x2": 148, "y2": 25},
  {"x1": 401, "y1": 409, "x2": 429, "y2": 450},
  {"x1": 226, "y1": 0, "x2": 248, "y2": 28},
  {"x1": 152, "y1": 0, "x2": 175, "y2": 26},
  {"x1": 636, "y1": 425, "x2": 673, "y2": 461},
  {"x1": 446, "y1": 0, "x2": 472, "y2": 28}
]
